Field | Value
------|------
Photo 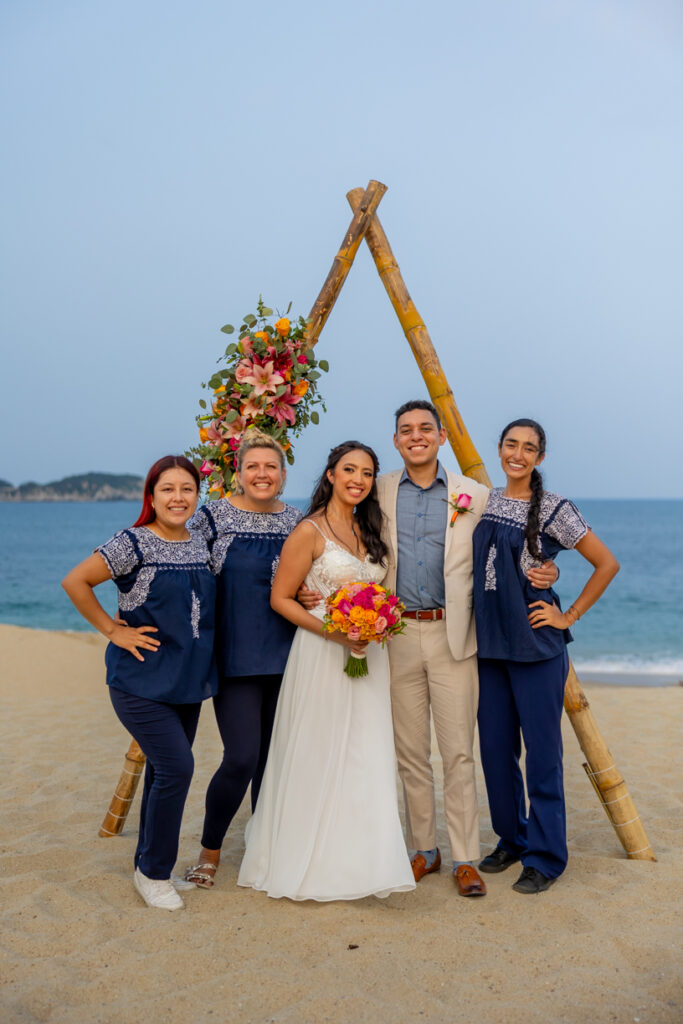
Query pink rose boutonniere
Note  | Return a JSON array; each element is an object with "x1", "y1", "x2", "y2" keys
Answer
[{"x1": 445, "y1": 492, "x2": 473, "y2": 527}]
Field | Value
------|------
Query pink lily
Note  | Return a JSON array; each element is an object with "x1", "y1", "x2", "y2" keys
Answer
[
  {"x1": 222, "y1": 413, "x2": 246, "y2": 439},
  {"x1": 205, "y1": 423, "x2": 226, "y2": 445},
  {"x1": 267, "y1": 388, "x2": 302, "y2": 426},
  {"x1": 243, "y1": 360, "x2": 284, "y2": 396}
]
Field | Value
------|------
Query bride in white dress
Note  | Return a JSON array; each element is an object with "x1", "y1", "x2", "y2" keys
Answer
[{"x1": 237, "y1": 441, "x2": 415, "y2": 901}]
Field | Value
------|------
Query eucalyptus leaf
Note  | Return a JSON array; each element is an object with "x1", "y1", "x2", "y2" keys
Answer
[
  {"x1": 199, "y1": 399, "x2": 207, "y2": 409},
  {"x1": 261, "y1": 306, "x2": 273, "y2": 316},
  {"x1": 220, "y1": 324, "x2": 235, "y2": 334},
  {"x1": 209, "y1": 374, "x2": 223, "y2": 389},
  {"x1": 308, "y1": 370, "x2": 320, "y2": 381},
  {"x1": 225, "y1": 409, "x2": 239, "y2": 423},
  {"x1": 311, "y1": 411, "x2": 319, "y2": 425},
  {"x1": 244, "y1": 314, "x2": 257, "y2": 327},
  {"x1": 318, "y1": 359, "x2": 329, "y2": 372},
  {"x1": 225, "y1": 343, "x2": 238, "y2": 355}
]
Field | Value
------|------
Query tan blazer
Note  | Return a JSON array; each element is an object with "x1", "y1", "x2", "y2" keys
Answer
[{"x1": 376, "y1": 468, "x2": 489, "y2": 662}]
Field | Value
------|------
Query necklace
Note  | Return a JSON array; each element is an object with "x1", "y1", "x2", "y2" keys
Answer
[{"x1": 323, "y1": 511, "x2": 362, "y2": 557}]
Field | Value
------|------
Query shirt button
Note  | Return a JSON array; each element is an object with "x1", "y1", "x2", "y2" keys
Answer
[
  {"x1": 418, "y1": 561, "x2": 422, "y2": 566},
  {"x1": 417, "y1": 537, "x2": 421, "y2": 541},
  {"x1": 417, "y1": 513, "x2": 423, "y2": 518},
  {"x1": 420, "y1": 586, "x2": 425, "y2": 591}
]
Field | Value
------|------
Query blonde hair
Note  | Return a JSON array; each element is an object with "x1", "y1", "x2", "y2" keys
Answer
[{"x1": 232, "y1": 429, "x2": 286, "y2": 496}]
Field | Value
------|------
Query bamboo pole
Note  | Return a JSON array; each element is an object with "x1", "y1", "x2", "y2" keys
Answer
[
  {"x1": 99, "y1": 739, "x2": 146, "y2": 837},
  {"x1": 346, "y1": 187, "x2": 490, "y2": 486},
  {"x1": 99, "y1": 182, "x2": 387, "y2": 837},
  {"x1": 347, "y1": 186, "x2": 656, "y2": 861},
  {"x1": 305, "y1": 179, "x2": 387, "y2": 347},
  {"x1": 565, "y1": 664, "x2": 655, "y2": 859}
]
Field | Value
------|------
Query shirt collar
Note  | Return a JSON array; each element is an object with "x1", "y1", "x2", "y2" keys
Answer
[{"x1": 399, "y1": 462, "x2": 448, "y2": 490}]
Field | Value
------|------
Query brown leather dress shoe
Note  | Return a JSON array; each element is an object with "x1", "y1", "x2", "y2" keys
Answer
[
  {"x1": 410, "y1": 848, "x2": 441, "y2": 882},
  {"x1": 454, "y1": 864, "x2": 487, "y2": 897}
]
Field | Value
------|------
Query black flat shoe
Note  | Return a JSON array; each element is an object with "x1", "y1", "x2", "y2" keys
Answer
[
  {"x1": 478, "y1": 846, "x2": 521, "y2": 874},
  {"x1": 512, "y1": 866, "x2": 557, "y2": 894}
]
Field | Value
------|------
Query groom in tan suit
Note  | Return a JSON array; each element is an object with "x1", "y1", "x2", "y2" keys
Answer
[{"x1": 376, "y1": 400, "x2": 490, "y2": 896}]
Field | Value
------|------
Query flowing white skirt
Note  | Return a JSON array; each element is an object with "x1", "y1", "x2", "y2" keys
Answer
[{"x1": 237, "y1": 626, "x2": 416, "y2": 901}]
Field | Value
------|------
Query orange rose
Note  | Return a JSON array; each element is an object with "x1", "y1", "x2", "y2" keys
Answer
[
  {"x1": 213, "y1": 385, "x2": 226, "y2": 394},
  {"x1": 275, "y1": 317, "x2": 290, "y2": 337},
  {"x1": 293, "y1": 380, "x2": 309, "y2": 397},
  {"x1": 254, "y1": 331, "x2": 269, "y2": 343},
  {"x1": 199, "y1": 428, "x2": 209, "y2": 442},
  {"x1": 349, "y1": 607, "x2": 365, "y2": 624}
]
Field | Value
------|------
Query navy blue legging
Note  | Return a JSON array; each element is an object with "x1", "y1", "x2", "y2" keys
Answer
[
  {"x1": 109, "y1": 687, "x2": 201, "y2": 880},
  {"x1": 201, "y1": 674, "x2": 282, "y2": 850},
  {"x1": 477, "y1": 652, "x2": 568, "y2": 879}
]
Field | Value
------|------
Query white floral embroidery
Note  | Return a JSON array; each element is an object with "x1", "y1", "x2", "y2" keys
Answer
[
  {"x1": 193, "y1": 502, "x2": 302, "y2": 574},
  {"x1": 482, "y1": 489, "x2": 588, "y2": 551},
  {"x1": 270, "y1": 555, "x2": 280, "y2": 584},
  {"x1": 190, "y1": 590, "x2": 200, "y2": 639},
  {"x1": 484, "y1": 545, "x2": 497, "y2": 591},
  {"x1": 118, "y1": 566, "x2": 156, "y2": 611},
  {"x1": 519, "y1": 539, "x2": 544, "y2": 578}
]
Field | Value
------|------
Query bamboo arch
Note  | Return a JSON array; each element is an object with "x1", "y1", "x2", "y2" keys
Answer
[{"x1": 101, "y1": 179, "x2": 655, "y2": 862}]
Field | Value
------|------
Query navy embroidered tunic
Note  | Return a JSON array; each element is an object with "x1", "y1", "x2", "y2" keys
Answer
[
  {"x1": 97, "y1": 528, "x2": 217, "y2": 703},
  {"x1": 191, "y1": 501, "x2": 302, "y2": 678},
  {"x1": 473, "y1": 489, "x2": 589, "y2": 662}
]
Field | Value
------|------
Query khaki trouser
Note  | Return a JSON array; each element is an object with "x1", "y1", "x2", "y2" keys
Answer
[{"x1": 388, "y1": 618, "x2": 480, "y2": 863}]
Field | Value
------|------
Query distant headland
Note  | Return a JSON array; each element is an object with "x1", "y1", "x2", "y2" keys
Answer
[{"x1": 0, "y1": 473, "x2": 144, "y2": 502}]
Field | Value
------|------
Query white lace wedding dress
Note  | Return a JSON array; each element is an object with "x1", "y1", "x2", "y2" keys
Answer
[{"x1": 237, "y1": 538, "x2": 416, "y2": 901}]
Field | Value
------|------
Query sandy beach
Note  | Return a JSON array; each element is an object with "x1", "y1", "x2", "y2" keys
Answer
[{"x1": 1, "y1": 623, "x2": 681, "y2": 1024}]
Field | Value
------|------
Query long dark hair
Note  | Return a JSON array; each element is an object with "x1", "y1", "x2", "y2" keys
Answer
[
  {"x1": 499, "y1": 419, "x2": 546, "y2": 560},
  {"x1": 307, "y1": 441, "x2": 388, "y2": 565},
  {"x1": 133, "y1": 455, "x2": 200, "y2": 527}
]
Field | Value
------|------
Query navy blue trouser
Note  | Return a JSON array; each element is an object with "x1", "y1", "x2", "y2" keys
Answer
[
  {"x1": 201, "y1": 673, "x2": 282, "y2": 850},
  {"x1": 109, "y1": 687, "x2": 201, "y2": 880},
  {"x1": 477, "y1": 652, "x2": 568, "y2": 879}
]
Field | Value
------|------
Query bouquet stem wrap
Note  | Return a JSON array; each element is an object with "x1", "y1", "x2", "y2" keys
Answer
[{"x1": 344, "y1": 653, "x2": 369, "y2": 678}]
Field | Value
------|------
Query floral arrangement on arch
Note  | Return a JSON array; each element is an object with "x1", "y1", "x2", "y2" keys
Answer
[{"x1": 189, "y1": 298, "x2": 328, "y2": 498}]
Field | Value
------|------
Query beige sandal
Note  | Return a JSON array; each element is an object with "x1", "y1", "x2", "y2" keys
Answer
[{"x1": 185, "y1": 862, "x2": 217, "y2": 889}]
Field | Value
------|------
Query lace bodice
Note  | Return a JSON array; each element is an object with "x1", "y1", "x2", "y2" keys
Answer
[{"x1": 305, "y1": 539, "x2": 387, "y2": 618}]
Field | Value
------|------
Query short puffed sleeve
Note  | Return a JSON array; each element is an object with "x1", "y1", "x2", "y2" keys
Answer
[
  {"x1": 96, "y1": 530, "x2": 141, "y2": 579},
  {"x1": 190, "y1": 505, "x2": 216, "y2": 542},
  {"x1": 544, "y1": 499, "x2": 589, "y2": 551}
]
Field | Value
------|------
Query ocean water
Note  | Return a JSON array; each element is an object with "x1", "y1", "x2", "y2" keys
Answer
[{"x1": 0, "y1": 498, "x2": 680, "y2": 686}]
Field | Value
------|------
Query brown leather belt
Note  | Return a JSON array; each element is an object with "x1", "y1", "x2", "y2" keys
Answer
[{"x1": 403, "y1": 608, "x2": 445, "y2": 621}]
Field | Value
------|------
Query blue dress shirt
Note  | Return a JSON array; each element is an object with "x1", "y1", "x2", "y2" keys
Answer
[{"x1": 395, "y1": 464, "x2": 448, "y2": 610}]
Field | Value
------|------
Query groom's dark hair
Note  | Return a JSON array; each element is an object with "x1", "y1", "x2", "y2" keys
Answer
[{"x1": 394, "y1": 399, "x2": 442, "y2": 431}]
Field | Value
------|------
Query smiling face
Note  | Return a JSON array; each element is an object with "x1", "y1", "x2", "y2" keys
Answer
[
  {"x1": 235, "y1": 446, "x2": 285, "y2": 506},
  {"x1": 498, "y1": 425, "x2": 545, "y2": 487},
  {"x1": 151, "y1": 467, "x2": 199, "y2": 530},
  {"x1": 393, "y1": 408, "x2": 447, "y2": 472},
  {"x1": 327, "y1": 449, "x2": 375, "y2": 507}
]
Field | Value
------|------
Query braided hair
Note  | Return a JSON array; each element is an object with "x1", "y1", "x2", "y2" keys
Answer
[
  {"x1": 499, "y1": 419, "x2": 546, "y2": 560},
  {"x1": 307, "y1": 440, "x2": 388, "y2": 565}
]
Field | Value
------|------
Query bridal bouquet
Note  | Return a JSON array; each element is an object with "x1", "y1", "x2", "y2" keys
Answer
[
  {"x1": 189, "y1": 298, "x2": 328, "y2": 497},
  {"x1": 323, "y1": 582, "x2": 406, "y2": 677}
]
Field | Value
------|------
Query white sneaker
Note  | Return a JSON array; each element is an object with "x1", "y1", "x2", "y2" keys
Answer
[
  {"x1": 134, "y1": 868, "x2": 184, "y2": 910},
  {"x1": 171, "y1": 874, "x2": 196, "y2": 892}
]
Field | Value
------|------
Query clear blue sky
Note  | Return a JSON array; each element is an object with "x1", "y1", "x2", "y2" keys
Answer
[{"x1": 2, "y1": 0, "x2": 681, "y2": 498}]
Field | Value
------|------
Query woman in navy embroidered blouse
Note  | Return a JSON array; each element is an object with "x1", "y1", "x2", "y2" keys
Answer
[
  {"x1": 185, "y1": 430, "x2": 301, "y2": 889},
  {"x1": 472, "y1": 420, "x2": 619, "y2": 895},
  {"x1": 62, "y1": 455, "x2": 216, "y2": 911}
]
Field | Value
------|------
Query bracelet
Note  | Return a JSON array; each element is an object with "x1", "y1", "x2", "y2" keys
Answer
[{"x1": 567, "y1": 604, "x2": 581, "y2": 624}]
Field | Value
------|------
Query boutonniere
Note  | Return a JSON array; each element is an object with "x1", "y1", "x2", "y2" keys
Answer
[{"x1": 444, "y1": 492, "x2": 473, "y2": 526}]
